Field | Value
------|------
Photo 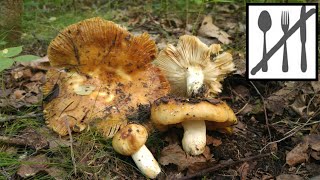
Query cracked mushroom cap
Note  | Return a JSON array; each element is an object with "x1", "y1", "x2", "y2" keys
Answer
[
  {"x1": 153, "y1": 35, "x2": 235, "y2": 97},
  {"x1": 43, "y1": 17, "x2": 170, "y2": 138},
  {"x1": 150, "y1": 96, "x2": 237, "y2": 131},
  {"x1": 112, "y1": 124, "x2": 148, "y2": 156}
]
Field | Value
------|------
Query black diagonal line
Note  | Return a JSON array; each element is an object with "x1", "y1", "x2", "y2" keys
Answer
[{"x1": 251, "y1": 8, "x2": 316, "y2": 75}]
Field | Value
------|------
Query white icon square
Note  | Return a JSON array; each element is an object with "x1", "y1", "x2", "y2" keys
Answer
[{"x1": 247, "y1": 4, "x2": 318, "y2": 80}]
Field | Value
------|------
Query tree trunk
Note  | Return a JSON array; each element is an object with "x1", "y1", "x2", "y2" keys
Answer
[{"x1": 0, "y1": 0, "x2": 23, "y2": 45}]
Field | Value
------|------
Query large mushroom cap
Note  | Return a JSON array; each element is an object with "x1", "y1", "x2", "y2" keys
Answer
[
  {"x1": 112, "y1": 124, "x2": 148, "y2": 156},
  {"x1": 43, "y1": 17, "x2": 169, "y2": 138},
  {"x1": 153, "y1": 35, "x2": 235, "y2": 97},
  {"x1": 150, "y1": 96, "x2": 237, "y2": 131}
]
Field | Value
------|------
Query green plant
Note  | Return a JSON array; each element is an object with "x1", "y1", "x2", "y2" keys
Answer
[{"x1": 0, "y1": 46, "x2": 40, "y2": 72}]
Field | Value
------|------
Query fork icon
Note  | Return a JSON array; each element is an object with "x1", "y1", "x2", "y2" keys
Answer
[{"x1": 281, "y1": 11, "x2": 289, "y2": 72}]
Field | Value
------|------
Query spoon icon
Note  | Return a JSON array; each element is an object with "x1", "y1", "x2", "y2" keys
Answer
[{"x1": 258, "y1": 10, "x2": 272, "y2": 72}]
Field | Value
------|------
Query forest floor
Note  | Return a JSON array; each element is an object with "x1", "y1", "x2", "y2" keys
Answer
[{"x1": 0, "y1": 1, "x2": 319, "y2": 180}]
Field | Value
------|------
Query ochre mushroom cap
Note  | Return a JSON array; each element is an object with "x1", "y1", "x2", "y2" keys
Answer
[
  {"x1": 150, "y1": 96, "x2": 237, "y2": 131},
  {"x1": 43, "y1": 17, "x2": 169, "y2": 138},
  {"x1": 112, "y1": 124, "x2": 148, "y2": 156}
]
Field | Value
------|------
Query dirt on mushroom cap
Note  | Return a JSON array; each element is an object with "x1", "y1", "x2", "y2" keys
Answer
[
  {"x1": 150, "y1": 96, "x2": 237, "y2": 131},
  {"x1": 43, "y1": 17, "x2": 170, "y2": 138},
  {"x1": 112, "y1": 124, "x2": 148, "y2": 156}
]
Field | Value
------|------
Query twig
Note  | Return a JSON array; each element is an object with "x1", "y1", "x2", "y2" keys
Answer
[
  {"x1": 250, "y1": 81, "x2": 271, "y2": 140},
  {"x1": 259, "y1": 111, "x2": 319, "y2": 153},
  {"x1": 65, "y1": 120, "x2": 77, "y2": 175},
  {"x1": 0, "y1": 136, "x2": 27, "y2": 146},
  {"x1": 177, "y1": 153, "x2": 271, "y2": 180},
  {"x1": 235, "y1": 101, "x2": 250, "y2": 115},
  {"x1": 0, "y1": 113, "x2": 43, "y2": 123}
]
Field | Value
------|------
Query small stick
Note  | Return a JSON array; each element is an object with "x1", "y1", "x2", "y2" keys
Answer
[
  {"x1": 250, "y1": 81, "x2": 272, "y2": 140},
  {"x1": 0, "y1": 113, "x2": 43, "y2": 123},
  {"x1": 64, "y1": 120, "x2": 77, "y2": 175},
  {"x1": 0, "y1": 136, "x2": 28, "y2": 146},
  {"x1": 259, "y1": 109, "x2": 320, "y2": 153},
  {"x1": 177, "y1": 153, "x2": 270, "y2": 180}
]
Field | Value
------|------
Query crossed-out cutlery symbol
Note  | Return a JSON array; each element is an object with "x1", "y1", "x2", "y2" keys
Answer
[{"x1": 253, "y1": 5, "x2": 311, "y2": 74}]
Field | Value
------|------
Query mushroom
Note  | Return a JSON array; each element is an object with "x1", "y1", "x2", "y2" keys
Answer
[
  {"x1": 43, "y1": 17, "x2": 170, "y2": 138},
  {"x1": 112, "y1": 124, "x2": 161, "y2": 179},
  {"x1": 153, "y1": 35, "x2": 235, "y2": 97},
  {"x1": 151, "y1": 96, "x2": 237, "y2": 155}
]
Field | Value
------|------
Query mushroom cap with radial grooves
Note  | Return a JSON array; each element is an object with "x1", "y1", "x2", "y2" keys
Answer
[
  {"x1": 43, "y1": 17, "x2": 170, "y2": 138},
  {"x1": 150, "y1": 96, "x2": 237, "y2": 131}
]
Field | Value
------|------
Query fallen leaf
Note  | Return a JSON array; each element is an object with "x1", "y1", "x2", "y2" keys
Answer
[
  {"x1": 206, "y1": 135, "x2": 222, "y2": 146},
  {"x1": 276, "y1": 174, "x2": 303, "y2": 180},
  {"x1": 159, "y1": 143, "x2": 209, "y2": 171},
  {"x1": 202, "y1": 146, "x2": 213, "y2": 160},
  {"x1": 289, "y1": 94, "x2": 307, "y2": 116},
  {"x1": 266, "y1": 82, "x2": 299, "y2": 115},
  {"x1": 286, "y1": 142, "x2": 309, "y2": 166},
  {"x1": 198, "y1": 15, "x2": 232, "y2": 44},
  {"x1": 17, "y1": 154, "x2": 48, "y2": 178},
  {"x1": 13, "y1": 89, "x2": 26, "y2": 99},
  {"x1": 21, "y1": 128, "x2": 49, "y2": 150},
  {"x1": 234, "y1": 85, "x2": 250, "y2": 99},
  {"x1": 17, "y1": 154, "x2": 66, "y2": 179},
  {"x1": 286, "y1": 134, "x2": 320, "y2": 166},
  {"x1": 233, "y1": 52, "x2": 246, "y2": 76},
  {"x1": 237, "y1": 162, "x2": 250, "y2": 180},
  {"x1": 30, "y1": 72, "x2": 45, "y2": 82},
  {"x1": 20, "y1": 56, "x2": 50, "y2": 71},
  {"x1": 25, "y1": 95, "x2": 39, "y2": 104},
  {"x1": 311, "y1": 75, "x2": 320, "y2": 93}
]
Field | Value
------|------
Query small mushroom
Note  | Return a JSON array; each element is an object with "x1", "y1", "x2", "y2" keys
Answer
[
  {"x1": 153, "y1": 35, "x2": 235, "y2": 97},
  {"x1": 43, "y1": 17, "x2": 170, "y2": 138},
  {"x1": 151, "y1": 96, "x2": 237, "y2": 155},
  {"x1": 112, "y1": 124, "x2": 161, "y2": 179}
]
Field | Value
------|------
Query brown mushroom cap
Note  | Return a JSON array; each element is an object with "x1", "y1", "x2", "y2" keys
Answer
[
  {"x1": 150, "y1": 96, "x2": 237, "y2": 131},
  {"x1": 112, "y1": 124, "x2": 148, "y2": 156},
  {"x1": 43, "y1": 17, "x2": 169, "y2": 138}
]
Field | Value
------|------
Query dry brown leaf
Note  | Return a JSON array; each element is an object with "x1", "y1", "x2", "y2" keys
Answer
[
  {"x1": 159, "y1": 143, "x2": 210, "y2": 171},
  {"x1": 276, "y1": 174, "x2": 303, "y2": 180},
  {"x1": 17, "y1": 154, "x2": 48, "y2": 178},
  {"x1": 25, "y1": 95, "x2": 39, "y2": 104},
  {"x1": 30, "y1": 72, "x2": 45, "y2": 82},
  {"x1": 234, "y1": 85, "x2": 250, "y2": 99},
  {"x1": 286, "y1": 142, "x2": 309, "y2": 166},
  {"x1": 206, "y1": 135, "x2": 222, "y2": 146},
  {"x1": 289, "y1": 94, "x2": 307, "y2": 116},
  {"x1": 237, "y1": 162, "x2": 250, "y2": 180},
  {"x1": 286, "y1": 135, "x2": 320, "y2": 166},
  {"x1": 13, "y1": 89, "x2": 26, "y2": 100},
  {"x1": 21, "y1": 128, "x2": 48, "y2": 150},
  {"x1": 20, "y1": 56, "x2": 50, "y2": 71},
  {"x1": 198, "y1": 15, "x2": 231, "y2": 44},
  {"x1": 233, "y1": 52, "x2": 246, "y2": 76},
  {"x1": 311, "y1": 75, "x2": 320, "y2": 93},
  {"x1": 17, "y1": 154, "x2": 66, "y2": 179},
  {"x1": 266, "y1": 82, "x2": 299, "y2": 115}
]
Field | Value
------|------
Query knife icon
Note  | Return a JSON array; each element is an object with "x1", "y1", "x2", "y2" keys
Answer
[{"x1": 300, "y1": 5, "x2": 307, "y2": 72}]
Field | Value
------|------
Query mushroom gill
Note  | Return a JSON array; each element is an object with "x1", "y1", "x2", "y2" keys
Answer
[{"x1": 153, "y1": 35, "x2": 235, "y2": 97}]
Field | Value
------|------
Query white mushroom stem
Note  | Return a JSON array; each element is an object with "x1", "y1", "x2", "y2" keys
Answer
[
  {"x1": 131, "y1": 145, "x2": 161, "y2": 179},
  {"x1": 182, "y1": 120, "x2": 206, "y2": 155},
  {"x1": 186, "y1": 66, "x2": 204, "y2": 96}
]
